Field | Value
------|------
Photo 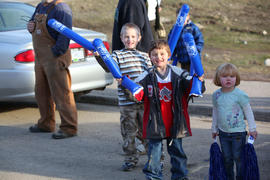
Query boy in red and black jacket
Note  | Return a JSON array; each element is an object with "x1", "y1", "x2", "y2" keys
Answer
[{"x1": 135, "y1": 40, "x2": 205, "y2": 180}]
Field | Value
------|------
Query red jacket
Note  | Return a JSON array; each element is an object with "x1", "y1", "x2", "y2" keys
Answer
[{"x1": 136, "y1": 65, "x2": 199, "y2": 139}]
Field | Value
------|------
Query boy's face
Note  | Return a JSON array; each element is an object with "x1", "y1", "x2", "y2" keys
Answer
[
  {"x1": 150, "y1": 47, "x2": 169, "y2": 69},
  {"x1": 120, "y1": 28, "x2": 141, "y2": 49},
  {"x1": 184, "y1": 14, "x2": 190, "y2": 25}
]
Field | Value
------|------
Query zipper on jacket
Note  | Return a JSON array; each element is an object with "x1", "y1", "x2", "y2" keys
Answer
[{"x1": 150, "y1": 69, "x2": 166, "y2": 137}]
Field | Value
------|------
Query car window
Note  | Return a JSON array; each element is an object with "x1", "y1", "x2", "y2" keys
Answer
[{"x1": 0, "y1": 2, "x2": 35, "y2": 32}]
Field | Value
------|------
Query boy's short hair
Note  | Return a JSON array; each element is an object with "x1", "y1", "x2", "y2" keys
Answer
[
  {"x1": 213, "y1": 63, "x2": 241, "y2": 86},
  {"x1": 149, "y1": 40, "x2": 171, "y2": 57},
  {"x1": 120, "y1": 23, "x2": 141, "y2": 37}
]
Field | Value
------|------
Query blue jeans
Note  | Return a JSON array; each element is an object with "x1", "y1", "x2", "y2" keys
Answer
[
  {"x1": 219, "y1": 130, "x2": 247, "y2": 180},
  {"x1": 143, "y1": 138, "x2": 188, "y2": 180}
]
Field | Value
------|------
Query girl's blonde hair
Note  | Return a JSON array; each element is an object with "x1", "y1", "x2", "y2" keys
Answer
[{"x1": 213, "y1": 63, "x2": 241, "y2": 86}]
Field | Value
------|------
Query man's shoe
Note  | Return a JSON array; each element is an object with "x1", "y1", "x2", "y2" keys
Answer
[
  {"x1": 121, "y1": 162, "x2": 136, "y2": 171},
  {"x1": 29, "y1": 124, "x2": 52, "y2": 133},
  {"x1": 52, "y1": 130, "x2": 76, "y2": 139}
]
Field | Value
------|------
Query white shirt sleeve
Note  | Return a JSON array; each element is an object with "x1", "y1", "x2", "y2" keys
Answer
[
  {"x1": 211, "y1": 106, "x2": 218, "y2": 133},
  {"x1": 243, "y1": 103, "x2": 256, "y2": 132}
]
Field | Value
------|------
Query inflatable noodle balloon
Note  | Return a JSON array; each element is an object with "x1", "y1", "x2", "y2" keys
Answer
[
  {"x1": 92, "y1": 39, "x2": 122, "y2": 78},
  {"x1": 183, "y1": 33, "x2": 204, "y2": 76},
  {"x1": 47, "y1": 19, "x2": 95, "y2": 52},
  {"x1": 167, "y1": 4, "x2": 189, "y2": 65},
  {"x1": 92, "y1": 39, "x2": 143, "y2": 96},
  {"x1": 47, "y1": 19, "x2": 143, "y2": 98},
  {"x1": 183, "y1": 33, "x2": 204, "y2": 96}
]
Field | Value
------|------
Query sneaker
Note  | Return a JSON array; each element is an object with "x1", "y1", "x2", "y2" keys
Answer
[
  {"x1": 121, "y1": 162, "x2": 136, "y2": 171},
  {"x1": 52, "y1": 130, "x2": 77, "y2": 139},
  {"x1": 29, "y1": 124, "x2": 52, "y2": 133}
]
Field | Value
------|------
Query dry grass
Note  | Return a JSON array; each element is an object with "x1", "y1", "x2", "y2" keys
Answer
[{"x1": 29, "y1": 0, "x2": 270, "y2": 81}]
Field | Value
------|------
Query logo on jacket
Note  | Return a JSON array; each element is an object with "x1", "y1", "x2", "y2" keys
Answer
[
  {"x1": 147, "y1": 85, "x2": 153, "y2": 97},
  {"x1": 159, "y1": 87, "x2": 172, "y2": 102}
]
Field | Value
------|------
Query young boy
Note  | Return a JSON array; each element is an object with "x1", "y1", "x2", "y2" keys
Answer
[
  {"x1": 168, "y1": 7, "x2": 204, "y2": 71},
  {"x1": 135, "y1": 40, "x2": 204, "y2": 180},
  {"x1": 112, "y1": 23, "x2": 152, "y2": 171}
]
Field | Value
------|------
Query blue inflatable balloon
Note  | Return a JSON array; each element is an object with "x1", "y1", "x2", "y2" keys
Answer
[
  {"x1": 121, "y1": 76, "x2": 144, "y2": 96},
  {"x1": 190, "y1": 77, "x2": 203, "y2": 97},
  {"x1": 48, "y1": 19, "x2": 144, "y2": 97},
  {"x1": 183, "y1": 33, "x2": 204, "y2": 96},
  {"x1": 183, "y1": 33, "x2": 204, "y2": 76},
  {"x1": 168, "y1": 4, "x2": 189, "y2": 64},
  {"x1": 92, "y1": 39, "x2": 143, "y2": 96},
  {"x1": 47, "y1": 19, "x2": 95, "y2": 51},
  {"x1": 92, "y1": 39, "x2": 122, "y2": 79}
]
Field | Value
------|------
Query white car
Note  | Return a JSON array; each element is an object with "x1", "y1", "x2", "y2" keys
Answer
[{"x1": 0, "y1": 1, "x2": 113, "y2": 102}]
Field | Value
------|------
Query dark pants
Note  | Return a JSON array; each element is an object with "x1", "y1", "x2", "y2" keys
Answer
[{"x1": 219, "y1": 130, "x2": 247, "y2": 180}]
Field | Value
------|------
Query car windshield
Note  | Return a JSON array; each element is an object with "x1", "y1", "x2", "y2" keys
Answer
[{"x1": 0, "y1": 2, "x2": 35, "y2": 32}]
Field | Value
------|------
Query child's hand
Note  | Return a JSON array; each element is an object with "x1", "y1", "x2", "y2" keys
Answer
[
  {"x1": 212, "y1": 132, "x2": 218, "y2": 139},
  {"x1": 93, "y1": 51, "x2": 99, "y2": 56},
  {"x1": 193, "y1": 73, "x2": 204, "y2": 82},
  {"x1": 116, "y1": 78, "x2": 122, "y2": 85},
  {"x1": 198, "y1": 74, "x2": 204, "y2": 82},
  {"x1": 249, "y1": 131, "x2": 258, "y2": 140}
]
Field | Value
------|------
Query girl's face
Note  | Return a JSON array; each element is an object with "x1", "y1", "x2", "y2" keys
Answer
[
  {"x1": 120, "y1": 28, "x2": 141, "y2": 50},
  {"x1": 220, "y1": 74, "x2": 236, "y2": 92},
  {"x1": 150, "y1": 47, "x2": 169, "y2": 69}
]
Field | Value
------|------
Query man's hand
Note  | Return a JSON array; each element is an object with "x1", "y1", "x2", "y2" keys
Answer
[{"x1": 27, "y1": 21, "x2": 35, "y2": 33}]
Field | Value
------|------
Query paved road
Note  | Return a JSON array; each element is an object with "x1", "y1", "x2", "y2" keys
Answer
[
  {"x1": 0, "y1": 102, "x2": 269, "y2": 180},
  {"x1": 80, "y1": 79, "x2": 270, "y2": 122},
  {"x1": 21, "y1": 0, "x2": 71, "y2": 4}
]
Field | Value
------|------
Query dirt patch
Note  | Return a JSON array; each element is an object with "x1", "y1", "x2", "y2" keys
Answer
[{"x1": 27, "y1": 0, "x2": 270, "y2": 82}]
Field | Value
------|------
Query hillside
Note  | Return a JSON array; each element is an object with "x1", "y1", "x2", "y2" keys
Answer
[{"x1": 29, "y1": 0, "x2": 270, "y2": 81}]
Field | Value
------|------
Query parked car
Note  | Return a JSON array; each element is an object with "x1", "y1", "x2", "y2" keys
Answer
[{"x1": 0, "y1": 1, "x2": 113, "y2": 102}]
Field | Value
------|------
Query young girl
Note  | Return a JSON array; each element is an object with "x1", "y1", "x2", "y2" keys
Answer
[{"x1": 211, "y1": 63, "x2": 258, "y2": 180}]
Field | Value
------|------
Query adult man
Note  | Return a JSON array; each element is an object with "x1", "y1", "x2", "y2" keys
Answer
[
  {"x1": 146, "y1": 0, "x2": 164, "y2": 40},
  {"x1": 112, "y1": 0, "x2": 154, "y2": 53},
  {"x1": 27, "y1": 0, "x2": 77, "y2": 139}
]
